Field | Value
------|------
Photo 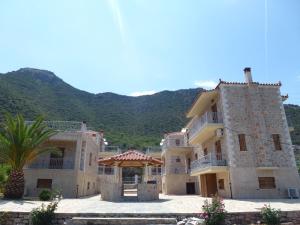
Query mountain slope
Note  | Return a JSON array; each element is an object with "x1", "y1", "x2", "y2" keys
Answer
[{"x1": 0, "y1": 68, "x2": 299, "y2": 147}]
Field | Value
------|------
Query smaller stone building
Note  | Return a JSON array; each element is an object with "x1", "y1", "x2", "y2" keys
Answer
[{"x1": 24, "y1": 122, "x2": 101, "y2": 198}]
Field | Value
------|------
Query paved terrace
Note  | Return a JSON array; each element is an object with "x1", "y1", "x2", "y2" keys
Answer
[{"x1": 0, "y1": 194, "x2": 300, "y2": 214}]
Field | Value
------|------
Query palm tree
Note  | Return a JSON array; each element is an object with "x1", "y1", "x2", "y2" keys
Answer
[{"x1": 0, "y1": 114, "x2": 56, "y2": 199}]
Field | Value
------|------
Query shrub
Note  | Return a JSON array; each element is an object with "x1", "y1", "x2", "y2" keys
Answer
[
  {"x1": 261, "y1": 204, "x2": 281, "y2": 225},
  {"x1": 31, "y1": 200, "x2": 58, "y2": 225},
  {"x1": 39, "y1": 189, "x2": 52, "y2": 201},
  {"x1": 199, "y1": 196, "x2": 226, "y2": 225}
]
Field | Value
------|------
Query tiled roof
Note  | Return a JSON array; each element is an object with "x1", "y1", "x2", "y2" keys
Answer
[
  {"x1": 98, "y1": 150, "x2": 163, "y2": 166},
  {"x1": 216, "y1": 80, "x2": 281, "y2": 89}
]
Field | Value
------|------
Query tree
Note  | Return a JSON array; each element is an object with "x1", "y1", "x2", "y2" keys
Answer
[{"x1": 0, "y1": 114, "x2": 56, "y2": 199}]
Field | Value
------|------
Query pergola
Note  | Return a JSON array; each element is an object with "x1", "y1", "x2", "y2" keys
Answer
[
  {"x1": 98, "y1": 150, "x2": 163, "y2": 201},
  {"x1": 99, "y1": 150, "x2": 162, "y2": 167}
]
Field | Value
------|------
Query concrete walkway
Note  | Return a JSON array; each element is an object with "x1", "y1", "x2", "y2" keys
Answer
[{"x1": 0, "y1": 194, "x2": 300, "y2": 213}]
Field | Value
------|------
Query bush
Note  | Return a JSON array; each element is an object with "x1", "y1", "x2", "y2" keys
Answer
[
  {"x1": 39, "y1": 189, "x2": 52, "y2": 201},
  {"x1": 199, "y1": 196, "x2": 226, "y2": 225},
  {"x1": 31, "y1": 200, "x2": 58, "y2": 225},
  {"x1": 261, "y1": 204, "x2": 281, "y2": 225}
]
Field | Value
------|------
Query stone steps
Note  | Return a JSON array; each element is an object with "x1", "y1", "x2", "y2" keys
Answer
[{"x1": 68, "y1": 217, "x2": 177, "y2": 225}]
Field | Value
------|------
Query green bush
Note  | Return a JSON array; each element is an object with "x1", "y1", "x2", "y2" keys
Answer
[
  {"x1": 261, "y1": 204, "x2": 281, "y2": 225},
  {"x1": 200, "y1": 196, "x2": 226, "y2": 225},
  {"x1": 31, "y1": 200, "x2": 58, "y2": 225},
  {"x1": 39, "y1": 189, "x2": 52, "y2": 201}
]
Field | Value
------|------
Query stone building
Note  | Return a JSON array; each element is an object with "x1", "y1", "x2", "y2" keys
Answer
[
  {"x1": 161, "y1": 68, "x2": 300, "y2": 198},
  {"x1": 24, "y1": 121, "x2": 101, "y2": 198}
]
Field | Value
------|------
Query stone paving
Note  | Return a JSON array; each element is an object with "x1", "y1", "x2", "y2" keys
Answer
[{"x1": 0, "y1": 194, "x2": 300, "y2": 214}]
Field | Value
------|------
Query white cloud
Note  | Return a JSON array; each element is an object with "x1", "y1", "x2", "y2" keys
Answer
[
  {"x1": 130, "y1": 90, "x2": 157, "y2": 97},
  {"x1": 106, "y1": 0, "x2": 125, "y2": 41},
  {"x1": 194, "y1": 80, "x2": 218, "y2": 89}
]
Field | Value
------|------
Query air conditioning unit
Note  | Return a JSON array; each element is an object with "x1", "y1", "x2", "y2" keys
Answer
[
  {"x1": 216, "y1": 128, "x2": 224, "y2": 138},
  {"x1": 288, "y1": 187, "x2": 299, "y2": 199}
]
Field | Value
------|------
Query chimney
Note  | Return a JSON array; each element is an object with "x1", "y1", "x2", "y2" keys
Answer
[
  {"x1": 81, "y1": 121, "x2": 87, "y2": 131},
  {"x1": 244, "y1": 67, "x2": 253, "y2": 84}
]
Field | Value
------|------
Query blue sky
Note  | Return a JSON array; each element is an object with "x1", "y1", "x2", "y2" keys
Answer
[{"x1": 0, "y1": 0, "x2": 299, "y2": 103}]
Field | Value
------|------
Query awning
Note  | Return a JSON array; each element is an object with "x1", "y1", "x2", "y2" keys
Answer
[{"x1": 98, "y1": 150, "x2": 163, "y2": 167}]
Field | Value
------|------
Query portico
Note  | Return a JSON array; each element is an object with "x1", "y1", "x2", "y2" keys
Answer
[{"x1": 98, "y1": 150, "x2": 163, "y2": 201}]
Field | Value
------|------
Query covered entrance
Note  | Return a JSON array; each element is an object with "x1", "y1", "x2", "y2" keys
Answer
[
  {"x1": 200, "y1": 174, "x2": 217, "y2": 197},
  {"x1": 98, "y1": 150, "x2": 163, "y2": 201}
]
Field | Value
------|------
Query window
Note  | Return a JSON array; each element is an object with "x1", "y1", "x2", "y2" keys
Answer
[
  {"x1": 272, "y1": 134, "x2": 282, "y2": 150},
  {"x1": 203, "y1": 148, "x2": 208, "y2": 156},
  {"x1": 104, "y1": 166, "x2": 114, "y2": 175},
  {"x1": 238, "y1": 134, "x2": 247, "y2": 151},
  {"x1": 50, "y1": 147, "x2": 64, "y2": 158},
  {"x1": 258, "y1": 177, "x2": 276, "y2": 189},
  {"x1": 87, "y1": 182, "x2": 90, "y2": 190},
  {"x1": 195, "y1": 153, "x2": 198, "y2": 160},
  {"x1": 176, "y1": 156, "x2": 181, "y2": 162},
  {"x1": 218, "y1": 179, "x2": 225, "y2": 190},
  {"x1": 37, "y1": 179, "x2": 52, "y2": 189},
  {"x1": 175, "y1": 139, "x2": 180, "y2": 146},
  {"x1": 89, "y1": 153, "x2": 92, "y2": 166},
  {"x1": 187, "y1": 158, "x2": 191, "y2": 170}
]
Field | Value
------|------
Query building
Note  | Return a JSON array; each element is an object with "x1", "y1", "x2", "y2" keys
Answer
[
  {"x1": 24, "y1": 121, "x2": 101, "y2": 198},
  {"x1": 161, "y1": 68, "x2": 300, "y2": 198}
]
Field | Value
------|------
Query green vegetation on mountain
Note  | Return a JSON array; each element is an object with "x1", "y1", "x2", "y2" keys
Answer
[{"x1": 0, "y1": 68, "x2": 300, "y2": 148}]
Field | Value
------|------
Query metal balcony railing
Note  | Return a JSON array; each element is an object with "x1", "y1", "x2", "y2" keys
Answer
[
  {"x1": 27, "y1": 158, "x2": 75, "y2": 169},
  {"x1": 191, "y1": 153, "x2": 227, "y2": 172},
  {"x1": 101, "y1": 146, "x2": 121, "y2": 153},
  {"x1": 189, "y1": 112, "x2": 223, "y2": 140},
  {"x1": 162, "y1": 165, "x2": 189, "y2": 175},
  {"x1": 162, "y1": 138, "x2": 189, "y2": 151}
]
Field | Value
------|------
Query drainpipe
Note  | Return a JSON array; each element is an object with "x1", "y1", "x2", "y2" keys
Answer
[{"x1": 228, "y1": 172, "x2": 233, "y2": 199}]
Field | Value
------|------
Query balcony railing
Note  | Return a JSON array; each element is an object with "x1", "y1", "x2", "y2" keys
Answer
[
  {"x1": 145, "y1": 146, "x2": 162, "y2": 154},
  {"x1": 189, "y1": 112, "x2": 223, "y2": 140},
  {"x1": 191, "y1": 153, "x2": 227, "y2": 173},
  {"x1": 27, "y1": 158, "x2": 75, "y2": 169},
  {"x1": 162, "y1": 165, "x2": 189, "y2": 175},
  {"x1": 101, "y1": 146, "x2": 121, "y2": 153},
  {"x1": 162, "y1": 138, "x2": 189, "y2": 151}
]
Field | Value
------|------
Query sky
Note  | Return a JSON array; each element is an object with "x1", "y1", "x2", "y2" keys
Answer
[{"x1": 0, "y1": 0, "x2": 300, "y2": 103}]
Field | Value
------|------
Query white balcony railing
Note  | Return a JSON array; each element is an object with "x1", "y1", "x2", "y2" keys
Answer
[
  {"x1": 189, "y1": 112, "x2": 223, "y2": 140},
  {"x1": 191, "y1": 153, "x2": 227, "y2": 173},
  {"x1": 162, "y1": 138, "x2": 189, "y2": 151},
  {"x1": 27, "y1": 158, "x2": 75, "y2": 169}
]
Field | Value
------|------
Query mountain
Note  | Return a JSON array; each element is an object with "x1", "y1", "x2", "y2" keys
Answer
[{"x1": 0, "y1": 68, "x2": 300, "y2": 148}]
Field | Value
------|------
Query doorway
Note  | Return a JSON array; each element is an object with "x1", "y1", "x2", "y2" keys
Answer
[
  {"x1": 186, "y1": 182, "x2": 196, "y2": 194},
  {"x1": 200, "y1": 174, "x2": 217, "y2": 197}
]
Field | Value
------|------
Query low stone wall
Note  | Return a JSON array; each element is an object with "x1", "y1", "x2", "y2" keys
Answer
[
  {"x1": 100, "y1": 182, "x2": 122, "y2": 202},
  {"x1": 1, "y1": 211, "x2": 300, "y2": 225},
  {"x1": 137, "y1": 183, "x2": 159, "y2": 201}
]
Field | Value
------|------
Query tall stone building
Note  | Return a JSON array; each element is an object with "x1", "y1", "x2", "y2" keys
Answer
[{"x1": 162, "y1": 68, "x2": 300, "y2": 198}]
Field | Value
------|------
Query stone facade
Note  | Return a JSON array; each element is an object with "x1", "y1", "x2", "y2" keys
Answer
[
  {"x1": 162, "y1": 68, "x2": 300, "y2": 199},
  {"x1": 24, "y1": 127, "x2": 102, "y2": 198}
]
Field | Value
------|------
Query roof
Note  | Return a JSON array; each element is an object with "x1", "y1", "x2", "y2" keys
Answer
[
  {"x1": 186, "y1": 79, "x2": 282, "y2": 118},
  {"x1": 98, "y1": 150, "x2": 163, "y2": 167}
]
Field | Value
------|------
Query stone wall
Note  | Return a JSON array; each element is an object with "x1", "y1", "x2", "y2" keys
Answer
[
  {"x1": 137, "y1": 183, "x2": 159, "y2": 201},
  {"x1": 2, "y1": 211, "x2": 300, "y2": 225}
]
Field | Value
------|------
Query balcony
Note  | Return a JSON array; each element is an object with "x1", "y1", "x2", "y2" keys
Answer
[
  {"x1": 162, "y1": 165, "x2": 189, "y2": 175},
  {"x1": 190, "y1": 153, "x2": 227, "y2": 176},
  {"x1": 162, "y1": 137, "x2": 191, "y2": 153},
  {"x1": 189, "y1": 112, "x2": 224, "y2": 144},
  {"x1": 27, "y1": 158, "x2": 75, "y2": 169}
]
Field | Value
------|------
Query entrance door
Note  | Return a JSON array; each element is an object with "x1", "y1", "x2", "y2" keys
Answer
[
  {"x1": 186, "y1": 182, "x2": 196, "y2": 194},
  {"x1": 215, "y1": 140, "x2": 222, "y2": 160},
  {"x1": 200, "y1": 174, "x2": 217, "y2": 197},
  {"x1": 211, "y1": 104, "x2": 218, "y2": 122}
]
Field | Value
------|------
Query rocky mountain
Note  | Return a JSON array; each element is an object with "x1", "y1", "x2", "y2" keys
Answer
[{"x1": 0, "y1": 68, "x2": 299, "y2": 148}]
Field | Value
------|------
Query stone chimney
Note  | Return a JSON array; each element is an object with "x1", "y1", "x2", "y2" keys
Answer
[
  {"x1": 81, "y1": 121, "x2": 87, "y2": 132},
  {"x1": 244, "y1": 67, "x2": 253, "y2": 84}
]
